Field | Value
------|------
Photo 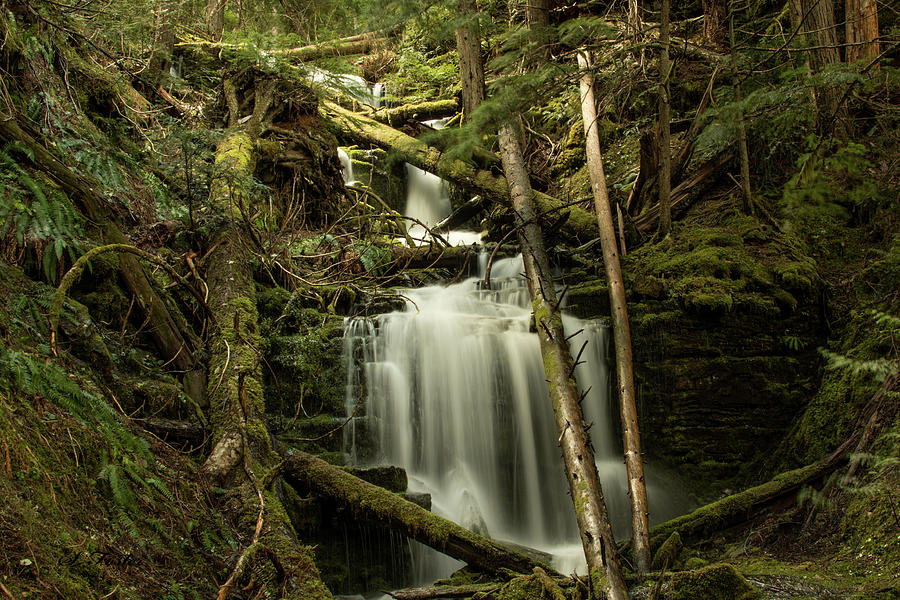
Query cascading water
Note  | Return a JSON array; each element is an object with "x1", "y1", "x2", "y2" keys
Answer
[
  {"x1": 403, "y1": 164, "x2": 452, "y2": 242},
  {"x1": 338, "y1": 148, "x2": 356, "y2": 185},
  {"x1": 343, "y1": 256, "x2": 691, "y2": 586}
]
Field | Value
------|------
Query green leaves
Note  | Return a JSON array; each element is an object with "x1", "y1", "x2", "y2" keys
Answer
[{"x1": 0, "y1": 145, "x2": 84, "y2": 283}]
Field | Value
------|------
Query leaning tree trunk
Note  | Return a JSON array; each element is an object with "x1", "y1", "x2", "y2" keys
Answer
[
  {"x1": 455, "y1": 0, "x2": 486, "y2": 122},
  {"x1": 497, "y1": 120, "x2": 629, "y2": 600},
  {"x1": 199, "y1": 131, "x2": 331, "y2": 600},
  {"x1": 0, "y1": 116, "x2": 203, "y2": 400},
  {"x1": 657, "y1": 0, "x2": 673, "y2": 237},
  {"x1": 845, "y1": 0, "x2": 880, "y2": 64},
  {"x1": 578, "y1": 50, "x2": 651, "y2": 575}
]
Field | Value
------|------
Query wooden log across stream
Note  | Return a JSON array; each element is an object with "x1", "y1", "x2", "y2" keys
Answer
[{"x1": 281, "y1": 450, "x2": 562, "y2": 577}]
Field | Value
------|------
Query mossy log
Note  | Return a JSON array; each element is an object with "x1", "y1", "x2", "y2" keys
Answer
[
  {"x1": 175, "y1": 34, "x2": 383, "y2": 61},
  {"x1": 200, "y1": 132, "x2": 331, "y2": 600},
  {"x1": 388, "y1": 244, "x2": 480, "y2": 271},
  {"x1": 322, "y1": 102, "x2": 598, "y2": 244},
  {"x1": 386, "y1": 582, "x2": 500, "y2": 599},
  {"x1": 282, "y1": 450, "x2": 560, "y2": 577},
  {"x1": 0, "y1": 116, "x2": 199, "y2": 376},
  {"x1": 371, "y1": 99, "x2": 459, "y2": 126},
  {"x1": 644, "y1": 442, "x2": 851, "y2": 550}
]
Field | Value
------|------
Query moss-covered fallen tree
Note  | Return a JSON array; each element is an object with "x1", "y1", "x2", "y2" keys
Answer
[
  {"x1": 323, "y1": 102, "x2": 599, "y2": 244},
  {"x1": 643, "y1": 440, "x2": 852, "y2": 550},
  {"x1": 282, "y1": 450, "x2": 561, "y2": 577}
]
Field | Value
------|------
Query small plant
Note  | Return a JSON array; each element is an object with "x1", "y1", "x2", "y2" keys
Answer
[{"x1": 0, "y1": 145, "x2": 84, "y2": 282}]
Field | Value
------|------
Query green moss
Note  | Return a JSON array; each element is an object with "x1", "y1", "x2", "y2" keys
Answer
[
  {"x1": 652, "y1": 530, "x2": 684, "y2": 571},
  {"x1": 669, "y1": 564, "x2": 759, "y2": 600}
]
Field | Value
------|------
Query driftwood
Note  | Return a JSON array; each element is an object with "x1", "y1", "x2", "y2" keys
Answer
[
  {"x1": 322, "y1": 102, "x2": 599, "y2": 244},
  {"x1": 282, "y1": 450, "x2": 560, "y2": 577}
]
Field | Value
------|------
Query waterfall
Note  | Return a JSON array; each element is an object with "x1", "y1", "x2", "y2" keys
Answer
[
  {"x1": 372, "y1": 83, "x2": 385, "y2": 108},
  {"x1": 402, "y1": 164, "x2": 482, "y2": 247},
  {"x1": 338, "y1": 148, "x2": 356, "y2": 185},
  {"x1": 343, "y1": 256, "x2": 691, "y2": 583},
  {"x1": 403, "y1": 163, "x2": 452, "y2": 242}
]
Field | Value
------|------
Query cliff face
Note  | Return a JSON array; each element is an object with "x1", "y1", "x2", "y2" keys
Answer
[{"x1": 565, "y1": 202, "x2": 826, "y2": 498}]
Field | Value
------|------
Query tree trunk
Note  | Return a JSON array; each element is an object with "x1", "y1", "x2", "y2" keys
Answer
[
  {"x1": 729, "y1": 9, "x2": 753, "y2": 213},
  {"x1": 455, "y1": 0, "x2": 486, "y2": 122},
  {"x1": 702, "y1": 0, "x2": 727, "y2": 51},
  {"x1": 148, "y1": 0, "x2": 176, "y2": 84},
  {"x1": 198, "y1": 132, "x2": 332, "y2": 600},
  {"x1": 282, "y1": 451, "x2": 558, "y2": 576},
  {"x1": 657, "y1": 0, "x2": 673, "y2": 237},
  {"x1": 627, "y1": 0, "x2": 640, "y2": 37},
  {"x1": 206, "y1": 0, "x2": 226, "y2": 40},
  {"x1": 794, "y1": 0, "x2": 847, "y2": 132},
  {"x1": 497, "y1": 120, "x2": 629, "y2": 600},
  {"x1": 526, "y1": 0, "x2": 551, "y2": 29},
  {"x1": 578, "y1": 50, "x2": 651, "y2": 576},
  {"x1": 324, "y1": 102, "x2": 598, "y2": 243},
  {"x1": 845, "y1": 0, "x2": 880, "y2": 64}
]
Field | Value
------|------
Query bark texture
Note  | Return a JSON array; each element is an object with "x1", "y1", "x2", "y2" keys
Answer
[
  {"x1": 578, "y1": 50, "x2": 651, "y2": 575},
  {"x1": 497, "y1": 120, "x2": 629, "y2": 600},
  {"x1": 206, "y1": 0, "x2": 226, "y2": 40},
  {"x1": 200, "y1": 132, "x2": 331, "y2": 600},
  {"x1": 282, "y1": 450, "x2": 557, "y2": 576},
  {"x1": 845, "y1": 0, "x2": 880, "y2": 64},
  {"x1": 455, "y1": 0, "x2": 486, "y2": 122},
  {"x1": 794, "y1": 0, "x2": 846, "y2": 131},
  {"x1": 702, "y1": 0, "x2": 727, "y2": 51},
  {"x1": 657, "y1": 0, "x2": 673, "y2": 237}
]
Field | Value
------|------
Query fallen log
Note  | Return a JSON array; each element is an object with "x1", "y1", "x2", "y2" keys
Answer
[
  {"x1": 632, "y1": 152, "x2": 733, "y2": 232},
  {"x1": 372, "y1": 99, "x2": 459, "y2": 126},
  {"x1": 387, "y1": 583, "x2": 500, "y2": 599},
  {"x1": 175, "y1": 33, "x2": 385, "y2": 61},
  {"x1": 282, "y1": 450, "x2": 561, "y2": 577},
  {"x1": 644, "y1": 438, "x2": 852, "y2": 550},
  {"x1": 322, "y1": 101, "x2": 599, "y2": 244}
]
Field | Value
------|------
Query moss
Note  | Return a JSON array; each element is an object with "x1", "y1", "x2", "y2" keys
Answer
[
  {"x1": 669, "y1": 564, "x2": 760, "y2": 600},
  {"x1": 652, "y1": 530, "x2": 684, "y2": 571}
]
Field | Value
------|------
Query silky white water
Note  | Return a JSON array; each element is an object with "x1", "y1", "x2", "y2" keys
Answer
[{"x1": 343, "y1": 255, "x2": 690, "y2": 587}]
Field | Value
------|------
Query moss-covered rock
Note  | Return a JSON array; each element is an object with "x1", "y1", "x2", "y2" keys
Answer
[{"x1": 669, "y1": 564, "x2": 760, "y2": 600}]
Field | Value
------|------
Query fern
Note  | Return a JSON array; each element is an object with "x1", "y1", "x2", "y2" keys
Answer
[{"x1": 0, "y1": 145, "x2": 84, "y2": 282}]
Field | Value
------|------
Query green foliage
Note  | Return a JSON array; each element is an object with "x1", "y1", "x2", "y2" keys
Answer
[
  {"x1": 385, "y1": 49, "x2": 458, "y2": 104},
  {"x1": 0, "y1": 347, "x2": 151, "y2": 459},
  {"x1": 0, "y1": 144, "x2": 84, "y2": 282}
]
